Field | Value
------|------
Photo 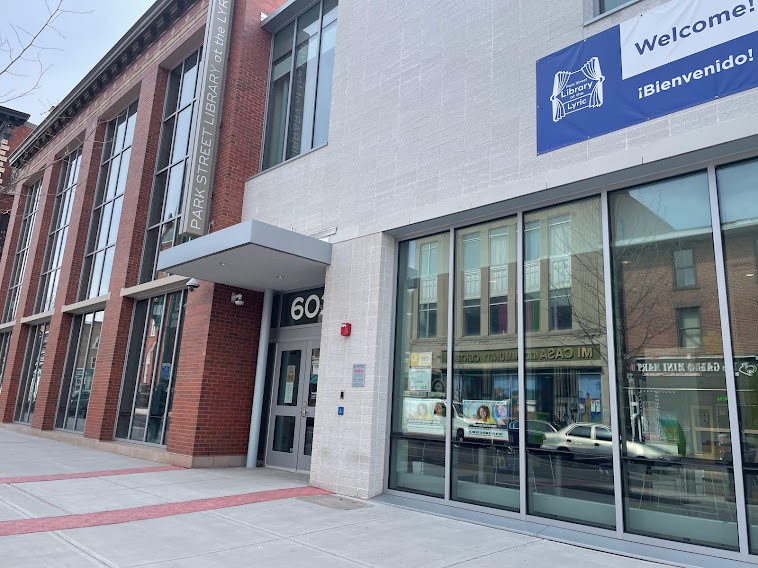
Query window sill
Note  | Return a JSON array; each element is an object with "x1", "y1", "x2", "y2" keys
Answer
[
  {"x1": 584, "y1": 0, "x2": 644, "y2": 26},
  {"x1": 62, "y1": 294, "x2": 110, "y2": 315},
  {"x1": 20, "y1": 310, "x2": 55, "y2": 326},
  {"x1": 0, "y1": 320, "x2": 16, "y2": 332},
  {"x1": 121, "y1": 275, "x2": 190, "y2": 300},
  {"x1": 252, "y1": 143, "x2": 328, "y2": 182}
]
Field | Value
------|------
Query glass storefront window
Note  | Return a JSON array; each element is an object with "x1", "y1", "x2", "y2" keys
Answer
[
  {"x1": 387, "y1": 162, "x2": 758, "y2": 553},
  {"x1": 55, "y1": 311, "x2": 104, "y2": 432},
  {"x1": 14, "y1": 323, "x2": 49, "y2": 424},
  {"x1": 0, "y1": 332, "x2": 11, "y2": 391},
  {"x1": 717, "y1": 159, "x2": 758, "y2": 553},
  {"x1": 115, "y1": 291, "x2": 185, "y2": 445},
  {"x1": 524, "y1": 198, "x2": 615, "y2": 529},
  {"x1": 452, "y1": 217, "x2": 519, "y2": 511},
  {"x1": 610, "y1": 173, "x2": 738, "y2": 550},
  {"x1": 389, "y1": 233, "x2": 450, "y2": 498}
]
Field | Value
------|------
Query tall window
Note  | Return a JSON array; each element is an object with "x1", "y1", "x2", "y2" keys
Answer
[
  {"x1": 116, "y1": 291, "x2": 185, "y2": 445},
  {"x1": 0, "y1": 332, "x2": 11, "y2": 390},
  {"x1": 262, "y1": 0, "x2": 338, "y2": 169},
  {"x1": 55, "y1": 311, "x2": 103, "y2": 432},
  {"x1": 140, "y1": 51, "x2": 201, "y2": 283},
  {"x1": 389, "y1": 233, "x2": 449, "y2": 499},
  {"x1": 461, "y1": 233, "x2": 481, "y2": 336},
  {"x1": 36, "y1": 147, "x2": 82, "y2": 313},
  {"x1": 2, "y1": 178, "x2": 42, "y2": 323},
  {"x1": 418, "y1": 241, "x2": 438, "y2": 339},
  {"x1": 524, "y1": 221, "x2": 541, "y2": 332},
  {"x1": 676, "y1": 307, "x2": 702, "y2": 348},
  {"x1": 489, "y1": 227, "x2": 509, "y2": 335},
  {"x1": 673, "y1": 248, "x2": 696, "y2": 288},
  {"x1": 14, "y1": 323, "x2": 49, "y2": 424},
  {"x1": 548, "y1": 214, "x2": 572, "y2": 331},
  {"x1": 525, "y1": 199, "x2": 612, "y2": 529},
  {"x1": 610, "y1": 173, "x2": 737, "y2": 550},
  {"x1": 718, "y1": 158, "x2": 758, "y2": 554},
  {"x1": 81, "y1": 102, "x2": 138, "y2": 300},
  {"x1": 452, "y1": 217, "x2": 518, "y2": 512}
]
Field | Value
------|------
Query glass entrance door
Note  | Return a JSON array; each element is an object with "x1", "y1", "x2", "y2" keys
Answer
[{"x1": 266, "y1": 341, "x2": 319, "y2": 471}]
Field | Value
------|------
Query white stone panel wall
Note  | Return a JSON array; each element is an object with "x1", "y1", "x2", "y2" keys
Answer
[
  {"x1": 309, "y1": 233, "x2": 396, "y2": 498},
  {"x1": 243, "y1": 0, "x2": 758, "y2": 242}
]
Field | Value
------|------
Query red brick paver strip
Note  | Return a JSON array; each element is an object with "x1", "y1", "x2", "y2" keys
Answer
[
  {"x1": 0, "y1": 465, "x2": 182, "y2": 484},
  {"x1": 0, "y1": 486, "x2": 330, "y2": 537}
]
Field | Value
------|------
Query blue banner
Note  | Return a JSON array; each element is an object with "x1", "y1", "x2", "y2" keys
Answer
[{"x1": 537, "y1": 0, "x2": 758, "y2": 154}]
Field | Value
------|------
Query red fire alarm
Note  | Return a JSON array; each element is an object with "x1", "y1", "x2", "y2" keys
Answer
[{"x1": 340, "y1": 322, "x2": 352, "y2": 336}]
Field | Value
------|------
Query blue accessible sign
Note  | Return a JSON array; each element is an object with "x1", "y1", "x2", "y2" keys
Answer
[{"x1": 537, "y1": 0, "x2": 758, "y2": 154}]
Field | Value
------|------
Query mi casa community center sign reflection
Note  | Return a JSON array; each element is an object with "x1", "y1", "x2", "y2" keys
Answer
[{"x1": 537, "y1": 0, "x2": 758, "y2": 154}]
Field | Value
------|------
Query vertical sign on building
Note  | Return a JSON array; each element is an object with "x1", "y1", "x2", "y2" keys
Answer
[{"x1": 179, "y1": 0, "x2": 235, "y2": 237}]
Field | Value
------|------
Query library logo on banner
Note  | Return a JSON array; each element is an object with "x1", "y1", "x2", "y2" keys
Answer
[{"x1": 551, "y1": 57, "x2": 605, "y2": 122}]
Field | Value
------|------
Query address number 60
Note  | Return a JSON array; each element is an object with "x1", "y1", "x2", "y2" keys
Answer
[{"x1": 291, "y1": 294, "x2": 324, "y2": 320}]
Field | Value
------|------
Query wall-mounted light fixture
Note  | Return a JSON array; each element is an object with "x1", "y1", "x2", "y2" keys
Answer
[{"x1": 231, "y1": 293, "x2": 244, "y2": 306}]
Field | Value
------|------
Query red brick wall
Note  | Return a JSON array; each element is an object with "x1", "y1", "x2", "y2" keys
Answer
[
  {"x1": 0, "y1": 1, "x2": 209, "y2": 432},
  {"x1": 165, "y1": 0, "x2": 279, "y2": 457},
  {"x1": 168, "y1": 284, "x2": 263, "y2": 456},
  {"x1": 0, "y1": 0, "x2": 282, "y2": 460}
]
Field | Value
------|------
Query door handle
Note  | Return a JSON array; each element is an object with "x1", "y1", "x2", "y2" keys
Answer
[{"x1": 594, "y1": 443, "x2": 600, "y2": 447}]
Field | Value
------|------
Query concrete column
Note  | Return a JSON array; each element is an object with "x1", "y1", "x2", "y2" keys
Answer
[{"x1": 309, "y1": 233, "x2": 397, "y2": 499}]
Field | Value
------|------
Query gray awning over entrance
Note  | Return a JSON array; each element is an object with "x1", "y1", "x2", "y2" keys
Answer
[{"x1": 157, "y1": 219, "x2": 332, "y2": 292}]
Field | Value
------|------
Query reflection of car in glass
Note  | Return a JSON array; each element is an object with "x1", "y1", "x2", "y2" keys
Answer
[
  {"x1": 542, "y1": 423, "x2": 679, "y2": 460},
  {"x1": 507, "y1": 420, "x2": 557, "y2": 448}
]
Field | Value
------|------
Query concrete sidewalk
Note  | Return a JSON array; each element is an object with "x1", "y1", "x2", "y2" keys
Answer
[{"x1": 0, "y1": 428, "x2": 678, "y2": 567}]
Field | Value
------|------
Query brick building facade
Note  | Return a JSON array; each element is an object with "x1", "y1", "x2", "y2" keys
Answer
[{"x1": 0, "y1": 0, "x2": 278, "y2": 466}]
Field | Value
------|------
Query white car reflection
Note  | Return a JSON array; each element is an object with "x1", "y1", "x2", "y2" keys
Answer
[{"x1": 542, "y1": 423, "x2": 679, "y2": 460}]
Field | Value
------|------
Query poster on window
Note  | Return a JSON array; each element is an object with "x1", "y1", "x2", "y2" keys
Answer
[
  {"x1": 537, "y1": 0, "x2": 758, "y2": 153},
  {"x1": 402, "y1": 398, "x2": 445, "y2": 436},
  {"x1": 408, "y1": 367, "x2": 432, "y2": 391}
]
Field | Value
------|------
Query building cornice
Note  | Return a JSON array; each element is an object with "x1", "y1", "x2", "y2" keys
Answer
[
  {"x1": 0, "y1": 106, "x2": 31, "y2": 128},
  {"x1": 9, "y1": 0, "x2": 200, "y2": 170}
]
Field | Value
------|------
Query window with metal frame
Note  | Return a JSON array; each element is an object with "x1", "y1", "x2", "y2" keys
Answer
[
  {"x1": 0, "y1": 332, "x2": 11, "y2": 390},
  {"x1": 36, "y1": 147, "x2": 82, "y2": 313},
  {"x1": 262, "y1": 0, "x2": 338, "y2": 170},
  {"x1": 673, "y1": 248, "x2": 696, "y2": 288},
  {"x1": 677, "y1": 306, "x2": 702, "y2": 349},
  {"x1": 14, "y1": 323, "x2": 49, "y2": 424},
  {"x1": 115, "y1": 291, "x2": 186, "y2": 445},
  {"x1": 80, "y1": 102, "x2": 138, "y2": 300},
  {"x1": 55, "y1": 310, "x2": 103, "y2": 432},
  {"x1": 598, "y1": 0, "x2": 632, "y2": 15},
  {"x1": 140, "y1": 50, "x2": 201, "y2": 284},
  {"x1": 2, "y1": 178, "x2": 43, "y2": 323}
]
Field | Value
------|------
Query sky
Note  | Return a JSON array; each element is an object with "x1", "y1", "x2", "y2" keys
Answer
[{"x1": 1, "y1": 0, "x2": 156, "y2": 125}]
